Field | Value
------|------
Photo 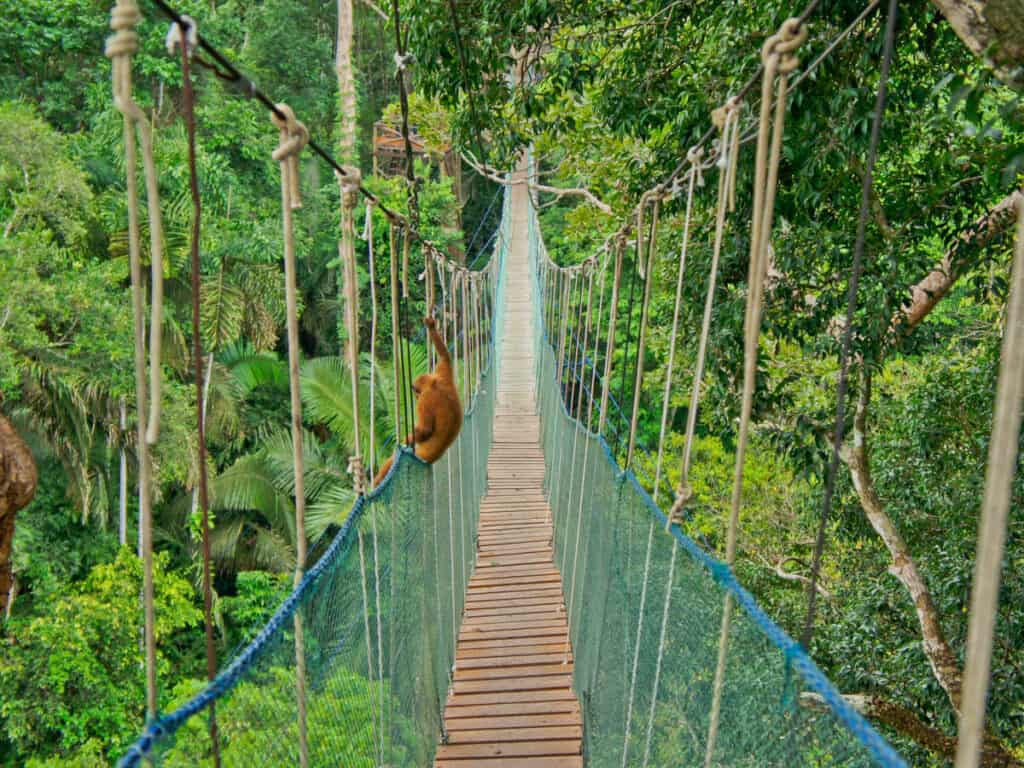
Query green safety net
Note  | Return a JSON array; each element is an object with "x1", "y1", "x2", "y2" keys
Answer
[
  {"x1": 529, "y1": 206, "x2": 906, "y2": 768},
  {"x1": 120, "y1": 192, "x2": 510, "y2": 768}
]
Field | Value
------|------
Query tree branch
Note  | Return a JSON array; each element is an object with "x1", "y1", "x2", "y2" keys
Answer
[
  {"x1": 891, "y1": 190, "x2": 1023, "y2": 339},
  {"x1": 754, "y1": 553, "x2": 832, "y2": 597},
  {"x1": 462, "y1": 151, "x2": 614, "y2": 215},
  {"x1": 358, "y1": 0, "x2": 388, "y2": 21}
]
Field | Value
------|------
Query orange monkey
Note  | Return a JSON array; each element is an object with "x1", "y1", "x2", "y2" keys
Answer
[{"x1": 373, "y1": 316, "x2": 463, "y2": 488}]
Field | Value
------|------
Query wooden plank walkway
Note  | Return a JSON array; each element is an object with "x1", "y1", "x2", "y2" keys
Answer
[{"x1": 435, "y1": 164, "x2": 583, "y2": 768}]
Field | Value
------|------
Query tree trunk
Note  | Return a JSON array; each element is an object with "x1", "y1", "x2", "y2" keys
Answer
[
  {"x1": 336, "y1": 0, "x2": 357, "y2": 165},
  {"x1": 839, "y1": 370, "x2": 1024, "y2": 765},
  {"x1": 0, "y1": 414, "x2": 38, "y2": 617},
  {"x1": 930, "y1": 0, "x2": 1024, "y2": 89},
  {"x1": 840, "y1": 369, "x2": 964, "y2": 712},
  {"x1": 336, "y1": 0, "x2": 356, "y2": 352}
]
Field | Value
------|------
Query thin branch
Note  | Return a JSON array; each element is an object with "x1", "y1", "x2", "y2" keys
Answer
[
  {"x1": 462, "y1": 150, "x2": 613, "y2": 215},
  {"x1": 358, "y1": 0, "x2": 388, "y2": 21}
]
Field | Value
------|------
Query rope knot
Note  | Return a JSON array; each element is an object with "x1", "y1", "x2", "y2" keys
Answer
[
  {"x1": 347, "y1": 456, "x2": 366, "y2": 495},
  {"x1": 105, "y1": 0, "x2": 140, "y2": 60},
  {"x1": 668, "y1": 481, "x2": 694, "y2": 523},
  {"x1": 394, "y1": 51, "x2": 414, "y2": 73},
  {"x1": 686, "y1": 146, "x2": 705, "y2": 188},
  {"x1": 762, "y1": 17, "x2": 807, "y2": 73},
  {"x1": 337, "y1": 166, "x2": 361, "y2": 211},
  {"x1": 271, "y1": 104, "x2": 309, "y2": 209},
  {"x1": 165, "y1": 14, "x2": 198, "y2": 58}
]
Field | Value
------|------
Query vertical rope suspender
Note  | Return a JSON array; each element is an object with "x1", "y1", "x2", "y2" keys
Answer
[
  {"x1": 271, "y1": 102, "x2": 311, "y2": 768},
  {"x1": 106, "y1": 0, "x2": 164, "y2": 720},
  {"x1": 955, "y1": 196, "x2": 1024, "y2": 768},
  {"x1": 704, "y1": 20, "x2": 805, "y2": 767}
]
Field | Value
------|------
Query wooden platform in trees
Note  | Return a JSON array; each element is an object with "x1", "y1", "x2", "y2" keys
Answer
[{"x1": 434, "y1": 163, "x2": 583, "y2": 768}]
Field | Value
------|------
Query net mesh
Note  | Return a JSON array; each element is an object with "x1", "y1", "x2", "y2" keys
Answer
[
  {"x1": 529, "y1": 205, "x2": 907, "y2": 768},
  {"x1": 119, "y1": 193, "x2": 508, "y2": 768}
]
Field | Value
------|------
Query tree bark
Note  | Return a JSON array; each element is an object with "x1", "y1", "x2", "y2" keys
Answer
[
  {"x1": 839, "y1": 371, "x2": 1024, "y2": 766},
  {"x1": 930, "y1": 0, "x2": 1024, "y2": 89},
  {"x1": 0, "y1": 414, "x2": 38, "y2": 617},
  {"x1": 840, "y1": 369, "x2": 965, "y2": 712},
  {"x1": 336, "y1": 0, "x2": 357, "y2": 165},
  {"x1": 893, "y1": 190, "x2": 1023, "y2": 337},
  {"x1": 803, "y1": 692, "x2": 959, "y2": 759}
]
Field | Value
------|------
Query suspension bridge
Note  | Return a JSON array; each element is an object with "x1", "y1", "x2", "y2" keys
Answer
[{"x1": 107, "y1": 0, "x2": 1024, "y2": 765}]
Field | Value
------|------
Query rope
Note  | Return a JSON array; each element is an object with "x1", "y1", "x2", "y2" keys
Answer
[
  {"x1": 341, "y1": 169, "x2": 365, "y2": 496},
  {"x1": 653, "y1": 151, "x2": 702, "y2": 508},
  {"x1": 365, "y1": 201, "x2": 379, "y2": 482},
  {"x1": 641, "y1": 542, "x2": 678, "y2": 767},
  {"x1": 801, "y1": 0, "x2": 897, "y2": 647},
  {"x1": 599, "y1": 240, "x2": 625, "y2": 436},
  {"x1": 172, "y1": 17, "x2": 220, "y2": 763},
  {"x1": 564, "y1": 259, "x2": 607, "y2": 661},
  {"x1": 955, "y1": 197, "x2": 1024, "y2": 768},
  {"x1": 626, "y1": 196, "x2": 662, "y2": 467},
  {"x1": 561, "y1": 265, "x2": 595, "y2": 599},
  {"x1": 621, "y1": 520, "x2": 656, "y2": 768},
  {"x1": 271, "y1": 101, "x2": 311, "y2": 768},
  {"x1": 389, "y1": 225, "x2": 403, "y2": 445},
  {"x1": 614, "y1": 241, "x2": 641, "y2": 458},
  {"x1": 356, "y1": 531, "x2": 382, "y2": 767},
  {"x1": 670, "y1": 102, "x2": 740, "y2": 522},
  {"x1": 705, "y1": 20, "x2": 805, "y2": 767},
  {"x1": 105, "y1": 0, "x2": 160, "y2": 719}
]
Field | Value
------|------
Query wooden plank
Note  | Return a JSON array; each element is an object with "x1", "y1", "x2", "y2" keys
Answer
[
  {"x1": 436, "y1": 757, "x2": 582, "y2": 768},
  {"x1": 436, "y1": 183, "x2": 581, "y2": 767},
  {"x1": 436, "y1": 740, "x2": 581, "y2": 759}
]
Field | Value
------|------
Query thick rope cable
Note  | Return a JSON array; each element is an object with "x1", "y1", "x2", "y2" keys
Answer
[
  {"x1": 704, "y1": 21, "x2": 805, "y2": 768},
  {"x1": 955, "y1": 196, "x2": 1024, "y2": 768},
  {"x1": 801, "y1": 0, "x2": 897, "y2": 647},
  {"x1": 626, "y1": 197, "x2": 662, "y2": 468},
  {"x1": 170, "y1": 18, "x2": 221, "y2": 763},
  {"x1": 670, "y1": 102, "x2": 741, "y2": 522},
  {"x1": 653, "y1": 152, "x2": 702, "y2": 507},
  {"x1": 271, "y1": 101, "x2": 312, "y2": 768},
  {"x1": 105, "y1": 0, "x2": 161, "y2": 720}
]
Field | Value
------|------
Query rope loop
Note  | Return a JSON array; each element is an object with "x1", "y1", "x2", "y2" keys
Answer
[
  {"x1": 762, "y1": 17, "x2": 807, "y2": 73},
  {"x1": 272, "y1": 104, "x2": 309, "y2": 209},
  {"x1": 105, "y1": 0, "x2": 140, "y2": 60},
  {"x1": 165, "y1": 14, "x2": 198, "y2": 58}
]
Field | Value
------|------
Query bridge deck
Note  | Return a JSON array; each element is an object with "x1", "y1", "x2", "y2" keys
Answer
[{"x1": 435, "y1": 167, "x2": 583, "y2": 768}]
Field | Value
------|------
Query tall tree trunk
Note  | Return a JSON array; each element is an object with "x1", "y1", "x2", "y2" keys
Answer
[
  {"x1": 336, "y1": 0, "x2": 357, "y2": 351},
  {"x1": 930, "y1": 0, "x2": 1024, "y2": 89},
  {"x1": 0, "y1": 414, "x2": 38, "y2": 617},
  {"x1": 839, "y1": 371, "x2": 1022, "y2": 766},
  {"x1": 841, "y1": 369, "x2": 964, "y2": 711},
  {"x1": 336, "y1": 0, "x2": 357, "y2": 165}
]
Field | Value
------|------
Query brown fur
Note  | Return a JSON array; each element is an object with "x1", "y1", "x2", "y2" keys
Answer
[{"x1": 373, "y1": 317, "x2": 463, "y2": 487}]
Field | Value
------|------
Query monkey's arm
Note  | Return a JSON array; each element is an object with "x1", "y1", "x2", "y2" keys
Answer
[
  {"x1": 427, "y1": 324, "x2": 451, "y2": 362},
  {"x1": 412, "y1": 405, "x2": 435, "y2": 444}
]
